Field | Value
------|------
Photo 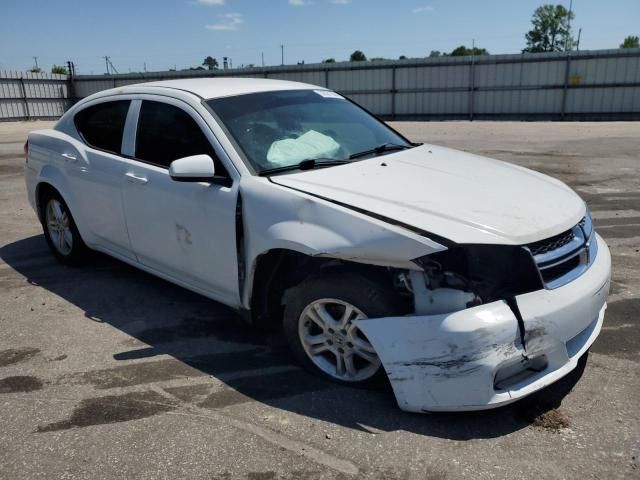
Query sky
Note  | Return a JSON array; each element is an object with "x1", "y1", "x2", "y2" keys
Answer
[{"x1": 1, "y1": 0, "x2": 638, "y2": 74}]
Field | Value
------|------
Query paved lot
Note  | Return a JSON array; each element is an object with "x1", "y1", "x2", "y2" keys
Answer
[{"x1": 1, "y1": 120, "x2": 638, "y2": 480}]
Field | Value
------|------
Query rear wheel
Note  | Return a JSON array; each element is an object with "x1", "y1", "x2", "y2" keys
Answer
[
  {"x1": 283, "y1": 271, "x2": 403, "y2": 386},
  {"x1": 41, "y1": 190, "x2": 87, "y2": 264}
]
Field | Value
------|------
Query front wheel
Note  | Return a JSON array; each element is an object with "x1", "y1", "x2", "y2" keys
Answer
[{"x1": 283, "y1": 271, "x2": 404, "y2": 386}]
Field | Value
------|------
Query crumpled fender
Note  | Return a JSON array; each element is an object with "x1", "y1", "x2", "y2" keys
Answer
[{"x1": 239, "y1": 177, "x2": 446, "y2": 307}]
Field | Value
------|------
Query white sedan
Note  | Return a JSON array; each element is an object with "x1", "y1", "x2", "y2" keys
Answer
[{"x1": 24, "y1": 78, "x2": 611, "y2": 412}]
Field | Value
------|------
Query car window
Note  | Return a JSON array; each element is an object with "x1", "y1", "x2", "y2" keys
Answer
[
  {"x1": 135, "y1": 100, "x2": 223, "y2": 172},
  {"x1": 74, "y1": 100, "x2": 130, "y2": 154},
  {"x1": 206, "y1": 90, "x2": 410, "y2": 173}
]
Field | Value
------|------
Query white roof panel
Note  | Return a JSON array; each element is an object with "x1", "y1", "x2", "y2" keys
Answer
[{"x1": 137, "y1": 77, "x2": 322, "y2": 99}]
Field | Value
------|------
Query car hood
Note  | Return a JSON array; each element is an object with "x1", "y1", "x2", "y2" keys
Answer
[{"x1": 270, "y1": 144, "x2": 586, "y2": 245}]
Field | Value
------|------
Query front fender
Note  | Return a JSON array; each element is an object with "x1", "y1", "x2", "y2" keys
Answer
[{"x1": 240, "y1": 177, "x2": 446, "y2": 307}]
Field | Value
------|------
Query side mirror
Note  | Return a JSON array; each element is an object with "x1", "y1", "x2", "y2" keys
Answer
[{"x1": 169, "y1": 154, "x2": 216, "y2": 182}]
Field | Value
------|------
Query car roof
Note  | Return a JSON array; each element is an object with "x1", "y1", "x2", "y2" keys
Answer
[{"x1": 130, "y1": 77, "x2": 323, "y2": 99}]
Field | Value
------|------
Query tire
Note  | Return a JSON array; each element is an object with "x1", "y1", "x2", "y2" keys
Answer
[
  {"x1": 40, "y1": 189, "x2": 88, "y2": 265},
  {"x1": 283, "y1": 270, "x2": 404, "y2": 387}
]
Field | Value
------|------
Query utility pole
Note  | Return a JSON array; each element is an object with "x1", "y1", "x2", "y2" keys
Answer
[
  {"x1": 104, "y1": 56, "x2": 118, "y2": 74},
  {"x1": 32, "y1": 56, "x2": 39, "y2": 70},
  {"x1": 565, "y1": 0, "x2": 573, "y2": 51},
  {"x1": 576, "y1": 28, "x2": 582, "y2": 51},
  {"x1": 280, "y1": 44, "x2": 284, "y2": 66},
  {"x1": 66, "y1": 60, "x2": 76, "y2": 107},
  {"x1": 261, "y1": 52, "x2": 265, "y2": 67},
  {"x1": 144, "y1": 62, "x2": 147, "y2": 72}
]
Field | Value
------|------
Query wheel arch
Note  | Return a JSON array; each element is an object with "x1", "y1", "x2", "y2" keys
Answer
[
  {"x1": 35, "y1": 180, "x2": 89, "y2": 246},
  {"x1": 247, "y1": 247, "x2": 408, "y2": 329},
  {"x1": 35, "y1": 181, "x2": 64, "y2": 223},
  {"x1": 34, "y1": 164, "x2": 76, "y2": 220}
]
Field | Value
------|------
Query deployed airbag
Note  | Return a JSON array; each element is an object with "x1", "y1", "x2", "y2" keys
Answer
[{"x1": 266, "y1": 130, "x2": 340, "y2": 166}]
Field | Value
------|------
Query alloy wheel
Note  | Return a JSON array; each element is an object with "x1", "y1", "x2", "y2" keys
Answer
[
  {"x1": 298, "y1": 298, "x2": 381, "y2": 382},
  {"x1": 45, "y1": 199, "x2": 73, "y2": 255}
]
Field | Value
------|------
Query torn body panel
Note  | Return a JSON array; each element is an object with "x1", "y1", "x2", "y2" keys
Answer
[
  {"x1": 356, "y1": 234, "x2": 610, "y2": 412},
  {"x1": 239, "y1": 176, "x2": 447, "y2": 308}
]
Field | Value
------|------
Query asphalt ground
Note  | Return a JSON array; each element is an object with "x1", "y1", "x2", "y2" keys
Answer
[{"x1": 0, "y1": 120, "x2": 638, "y2": 480}]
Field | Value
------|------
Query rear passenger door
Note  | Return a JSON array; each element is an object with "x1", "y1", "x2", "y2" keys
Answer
[
  {"x1": 121, "y1": 98, "x2": 239, "y2": 305},
  {"x1": 72, "y1": 99, "x2": 135, "y2": 260}
]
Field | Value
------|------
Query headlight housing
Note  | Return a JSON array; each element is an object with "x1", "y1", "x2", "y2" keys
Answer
[{"x1": 413, "y1": 244, "x2": 543, "y2": 304}]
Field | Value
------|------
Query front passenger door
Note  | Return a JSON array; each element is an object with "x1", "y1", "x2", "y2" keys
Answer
[{"x1": 121, "y1": 99, "x2": 239, "y2": 305}]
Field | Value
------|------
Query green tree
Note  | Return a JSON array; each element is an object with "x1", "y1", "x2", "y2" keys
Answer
[
  {"x1": 202, "y1": 56, "x2": 219, "y2": 70},
  {"x1": 620, "y1": 35, "x2": 639, "y2": 48},
  {"x1": 398, "y1": 55, "x2": 408, "y2": 60},
  {"x1": 51, "y1": 65, "x2": 68, "y2": 75},
  {"x1": 322, "y1": 58, "x2": 336, "y2": 63},
  {"x1": 524, "y1": 4, "x2": 574, "y2": 52},
  {"x1": 450, "y1": 45, "x2": 489, "y2": 56},
  {"x1": 349, "y1": 50, "x2": 367, "y2": 62},
  {"x1": 29, "y1": 67, "x2": 42, "y2": 73},
  {"x1": 428, "y1": 50, "x2": 441, "y2": 57}
]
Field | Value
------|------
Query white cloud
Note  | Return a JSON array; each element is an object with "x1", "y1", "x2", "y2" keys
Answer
[
  {"x1": 331, "y1": 0, "x2": 351, "y2": 4},
  {"x1": 194, "y1": 0, "x2": 225, "y2": 5},
  {"x1": 206, "y1": 13, "x2": 243, "y2": 31},
  {"x1": 289, "y1": 0, "x2": 312, "y2": 5},
  {"x1": 412, "y1": 5, "x2": 434, "y2": 13}
]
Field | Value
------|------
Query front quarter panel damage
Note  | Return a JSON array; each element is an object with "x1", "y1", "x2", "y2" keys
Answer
[
  {"x1": 239, "y1": 177, "x2": 446, "y2": 307},
  {"x1": 356, "y1": 235, "x2": 611, "y2": 412}
]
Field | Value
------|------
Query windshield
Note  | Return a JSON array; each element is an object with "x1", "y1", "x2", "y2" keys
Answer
[{"x1": 206, "y1": 90, "x2": 411, "y2": 174}]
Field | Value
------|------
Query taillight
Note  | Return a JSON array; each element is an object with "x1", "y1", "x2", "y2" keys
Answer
[{"x1": 24, "y1": 140, "x2": 28, "y2": 162}]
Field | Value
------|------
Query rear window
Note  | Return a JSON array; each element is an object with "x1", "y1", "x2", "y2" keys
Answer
[{"x1": 74, "y1": 100, "x2": 130, "y2": 154}]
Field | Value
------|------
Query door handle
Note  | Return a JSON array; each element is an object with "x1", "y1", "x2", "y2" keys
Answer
[
  {"x1": 61, "y1": 152, "x2": 77, "y2": 162},
  {"x1": 125, "y1": 172, "x2": 148, "y2": 185}
]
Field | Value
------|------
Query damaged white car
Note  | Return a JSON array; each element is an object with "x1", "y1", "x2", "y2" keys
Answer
[{"x1": 24, "y1": 78, "x2": 611, "y2": 412}]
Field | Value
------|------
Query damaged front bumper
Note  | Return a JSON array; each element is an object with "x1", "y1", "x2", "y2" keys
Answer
[{"x1": 356, "y1": 234, "x2": 611, "y2": 413}]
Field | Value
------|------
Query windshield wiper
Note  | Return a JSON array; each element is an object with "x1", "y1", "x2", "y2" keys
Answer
[
  {"x1": 348, "y1": 143, "x2": 412, "y2": 160},
  {"x1": 259, "y1": 158, "x2": 349, "y2": 176}
]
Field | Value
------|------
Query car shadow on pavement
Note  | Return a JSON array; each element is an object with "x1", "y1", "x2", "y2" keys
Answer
[{"x1": 1, "y1": 234, "x2": 587, "y2": 440}]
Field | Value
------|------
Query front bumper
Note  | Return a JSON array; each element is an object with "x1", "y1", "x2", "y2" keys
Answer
[{"x1": 356, "y1": 233, "x2": 611, "y2": 412}]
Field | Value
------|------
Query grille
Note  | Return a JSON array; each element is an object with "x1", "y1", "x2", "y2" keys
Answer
[
  {"x1": 526, "y1": 229, "x2": 576, "y2": 257},
  {"x1": 539, "y1": 254, "x2": 581, "y2": 283},
  {"x1": 525, "y1": 219, "x2": 595, "y2": 289}
]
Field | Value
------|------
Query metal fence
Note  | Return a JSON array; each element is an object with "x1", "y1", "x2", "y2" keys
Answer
[
  {"x1": 0, "y1": 70, "x2": 69, "y2": 120},
  {"x1": 3, "y1": 48, "x2": 640, "y2": 121}
]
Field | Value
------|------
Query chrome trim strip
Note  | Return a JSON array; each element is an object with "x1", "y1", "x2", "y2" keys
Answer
[{"x1": 538, "y1": 246, "x2": 583, "y2": 270}]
